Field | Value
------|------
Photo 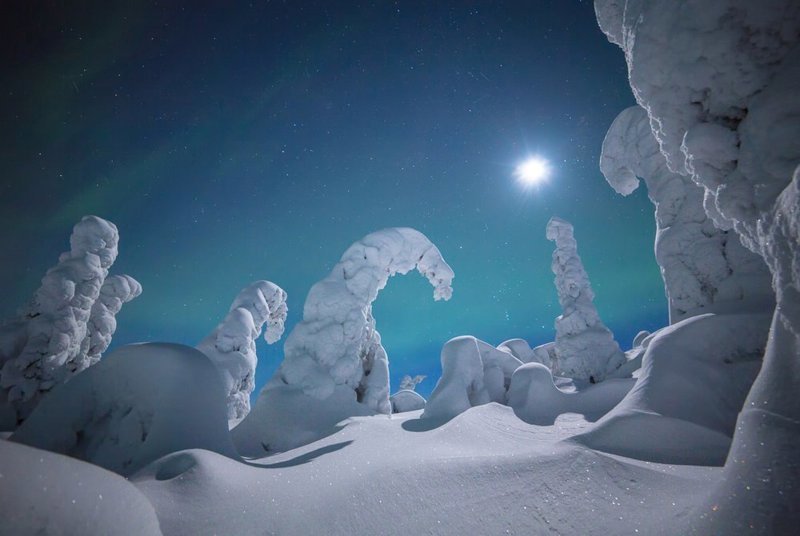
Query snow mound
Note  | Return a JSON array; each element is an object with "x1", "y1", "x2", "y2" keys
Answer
[
  {"x1": 0, "y1": 440, "x2": 161, "y2": 536},
  {"x1": 546, "y1": 217, "x2": 625, "y2": 382},
  {"x1": 422, "y1": 336, "x2": 522, "y2": 421},
  {"x1": 601, "y1": 105, "x2": 773, "y2": 323},
  {"x1": 390, "y1": 389, "x2": 426, "y2": 413},
  {"x1": 196, "y1": 280, "x2": 287, "y2": 428},
  {"x1": 234, "y1": 227, "x2": 453, "y2": 453},
  {"x1": 574, "y1": 312, "x2": 770, "y2": 465},
  {"x1": 0, "y1": 216, "x2": 140, "y2": 427},
  {"x1": 496, "y1": 338, "x2": 535, "y2": 363},
  {"x1": 507, "y1": 362, "x2": 634, "y2": 426},
  {"x1": 11, "y1": 342, "x2": 238, "y2": 476},
  {"x1": 0, "y1": 439, "x2": 162, "y2": 536}
]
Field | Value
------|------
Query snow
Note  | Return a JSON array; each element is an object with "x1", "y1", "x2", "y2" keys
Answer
[
  {"x1": 0, "y1": 439, "x2": 161, "y2": 536},
  {"x1": 196, "y1": 280, "x2": 287, "y2": 427},
  {"x1": 233, "y1": 227, "x2": 453, "y2": 454},
  {"x1": 0, "y1": 216, "x2": 139, "y2": 428},
  {"x1": 600, "y1": 105, "x2": 773, "y2": 323},
  {"x1": 390, "y1": 389, "x2": 426, "y2": 413},
  {"x1": 11, "y1": 343, "x2": 239, "y2": 476},
  {"x1": 546, "y1": 217, "x2": 625, "y2": 382}
]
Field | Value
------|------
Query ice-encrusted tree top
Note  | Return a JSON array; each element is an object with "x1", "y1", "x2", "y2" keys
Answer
[
  {"x1": 275, "y1": 227, "x2": 454, "y2": 414},
  {"x1": 546, "y1": 217, "x2": 624, "y2": 382},
  {"x1": 196, "y1": 280, "x2": 287, "y2": 428}
]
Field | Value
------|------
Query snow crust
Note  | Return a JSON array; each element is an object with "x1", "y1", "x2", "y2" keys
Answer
[
  {"x1": 196, "y1": 280, "x2": 287, "y2": 428},
  {"x1": 0, "y1": 216, "x2": 140, "y2": 428},
  {"x1": 546, "y1": 217, "x2": 625, "y2": 381},
  {"x1": 11, "y1": 343, "x2": 238, "y2": 476},
  {"x1": 422, "y1": 336, "x2": 522, "y2": 421},
  {"x1": 0, "y1": 439, "x2": 162, "y2": 536},
  {"x1": 234, "y1": 227, "x2": 453, "y2": 453},
  {"x1": 601, "y1": 105, "x2": 773, "y2": 323}
]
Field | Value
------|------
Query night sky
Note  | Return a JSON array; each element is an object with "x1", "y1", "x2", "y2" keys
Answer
[{"x1": 0, "y1": 1, "x2": 667, "y2": 399}]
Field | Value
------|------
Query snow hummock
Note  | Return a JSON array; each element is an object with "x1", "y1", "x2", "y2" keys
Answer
[
  {"x1": 600, "y1": 105, "x2": 773, "y2": 323},
  {"x1": 0, "y1": 216, "x2": 140, "y2": 428},
  {"x1": 233, "y1": 227, "x2": 453, "y2": 454},
  {"x1": 196, "y1": 280, "x2": 287, "y2": 428},
  {"x1": 11, "y1": 343, "x2": 238, "y2": 476},
  {"x1": 546, "y1": 217, "x2": 625, "y2": 382},
  {"x1": 390, "y1": 389, "x2": 426, "y2": 413},
  {"x1": 422, "y1": 336, "x2": 522, "y2": 421},
  {"x1": 0, "y1": 439, "x2": 161, "y2": 536}
]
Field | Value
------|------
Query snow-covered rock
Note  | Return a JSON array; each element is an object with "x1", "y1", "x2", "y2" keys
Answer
[
  {"x1": 574, "y1": 312, "x2": 770, "y2": 465},
  {"x1": 422, "y1": 336, "x2": 522, "y2": 421},
  {"x1": 0, "y1": 216, "x2": 139, "y2": 428},
  {"x1": 390, "y1": 389, "x2": 426, "y2": 413},
  {"x1": 233, "y1": 227, "x2": 453, "y2": 453},
  {"x1": 601, "y1": 105, "x2": 773, "y2": 323},
  {"x1": 507, "y1": 362, "x2": 634, "y2": 426},
  {"x1": 0, "y1": 439, "x2": 162, "y2": 536},
  {"x1": 11, "y1": 343, "x2": 238, "y2": 476},
  {"x1": 196, "y1": 280, "x2": 287, "y2": 428},
  {"x1": 596, "y1": 0, "x2": 800, "y2": 528},
  {"x1": 546, "y1": 217, "x2": 625, "y2": 382},
  {"x1": 496, "y1": 338, "x2": 535, "y2": 363}
]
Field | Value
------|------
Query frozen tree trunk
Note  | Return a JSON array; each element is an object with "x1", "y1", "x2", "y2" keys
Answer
[
  {"x1": 600, "y1": 105, "x2": 773, "y2": 323},
  {"x1": 546, "y1": 217, "x2": 625, "y2": 382},
  {"x1": 196, "y1": 281, "x2": 287, "y2": 428},
  {"x1": 0, "y1": 216, "x2": 139, "y2": 428},
  {"x1": 595, "y1": 0, "x2": 800, "y2": 530},
  {"x1": 233, "y1": 227, "x2": 453, "y2": 454}
]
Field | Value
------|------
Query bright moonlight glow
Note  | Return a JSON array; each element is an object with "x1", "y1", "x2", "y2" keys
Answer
[{"x1": 515, "y1": 157, "x2": 550, "y2": 186}]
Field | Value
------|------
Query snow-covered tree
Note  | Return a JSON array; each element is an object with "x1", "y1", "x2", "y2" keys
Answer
[
  {"x1": 546, "y1": 217, "x2": 625, "y2": 382},
  {"x1": 196, "y1": 280, "x2": 287, "y2": 428},
  {"x1": 423, "y1": 336, "x2": 522, "y2": 421},
  {"x1": 233, "y1": 227, "x2": 453, "y2": 453},
  {"x1": 0, "y1": 216, "x2": 140, "y2": 428},
  {"x1": 600, "y1": 105, "x2": 773, "y2": 323},
  {"x1": 399, "y1": 374, "x2": 426, "y2": 391},
  {"x1": 594, "y1": 0, "x2": 800, "y2": 530}
]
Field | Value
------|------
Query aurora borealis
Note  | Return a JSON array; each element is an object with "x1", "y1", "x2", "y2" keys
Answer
[{"x1": 0, "y1": 1, "x2": 666, "y2": 398}]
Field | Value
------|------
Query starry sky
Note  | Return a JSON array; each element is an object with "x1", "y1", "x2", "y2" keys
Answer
[{"x1": 0, "y1": 1, "x2": 667, "y2": 399}]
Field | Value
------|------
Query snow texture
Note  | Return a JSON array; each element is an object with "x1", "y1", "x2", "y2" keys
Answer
[
  {"x1": 496, "y1": 338, "x2": 537, "y2": 363},
  {"x1": 398, "y1": 374, "x2": 426, "y2": 391},
  {"x1": 507, "y1": 362, "x2": 634, "y2": 426},
  {"x1": 422, "y1": 336, "x2": 522, "y2": 421},
  {"x1": 601, "y1": 105, "x2": 773, "y2": 323},
  {"x1": 196, "y1": 280, "x2": 287, "y2": 428},
  {"x1": 11, "y1": 343, "x2": 238, "y2": 476},
  {"x1": 390, "y1": 389, "x2": 426, "y2": 413},
  {"x1": 0, "y1": 439, "x2": 162, "y2": 536},
  {"x1": 0, "y1": 216, "x2": 140, "y2": 428},
  {"x1": 234, "y1": 227, "x2": 453, "y2": 453},
  {"x1": 574, "y1": 312, "x2": 770, "y2": 465},
  {"x1": 596, "y1": 0, "x2": 800, "y2": 527},
  {"x1": 546, "y1": 217, "x2": 625, "y2": 382}
]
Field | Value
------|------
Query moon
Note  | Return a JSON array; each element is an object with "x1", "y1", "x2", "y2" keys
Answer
[{"x1": 515, "y1": 156, "x2": 550, "y2": 186}]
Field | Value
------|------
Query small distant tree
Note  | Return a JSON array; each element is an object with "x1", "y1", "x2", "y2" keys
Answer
[{"x1": 399, "y1": 374, "x2": 426, "y2": 391}]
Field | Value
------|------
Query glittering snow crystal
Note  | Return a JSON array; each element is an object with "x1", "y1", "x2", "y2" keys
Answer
[
  {"x1": 0, "y1": 216, "x2": 140, "y2": 428},
  {"x1": 196, "y1": 280, "x2": 287, "y2": 428},
  {"x1": 233, "y1": 227, "x2": 453, "y2": 453},
  {"x1": 546, "y1": 217, "x2": 625, "y2": 382},
  {"x1": 600, "y1": 105, "x2": 773, "y2": 323}
]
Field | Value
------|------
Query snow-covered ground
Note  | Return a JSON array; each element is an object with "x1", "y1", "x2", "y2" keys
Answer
[{"x1": 132, "y1": 404, "x2": 717, "y2": 536}]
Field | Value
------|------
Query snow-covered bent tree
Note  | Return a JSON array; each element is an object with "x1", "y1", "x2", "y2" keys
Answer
[
  {"x1": 0, "y1": 216, "x2": 140, "y2": 429},
  {"x1": 546, "y1": 217, "x2": 624, "y2": 382},
  {"x1": 196, "y1": 280, "x2": 287, "y2": 428},
  {"x1": 594, "y1": 0, "x2": 800, "y2": 531},
  {"x1": 233, "y1": 227, "x2": 453, "y2": 454}
]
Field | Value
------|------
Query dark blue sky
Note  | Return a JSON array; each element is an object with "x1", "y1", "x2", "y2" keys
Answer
[{"x1": 0, "y1": 1, "x2": 666, "y2": 399}]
